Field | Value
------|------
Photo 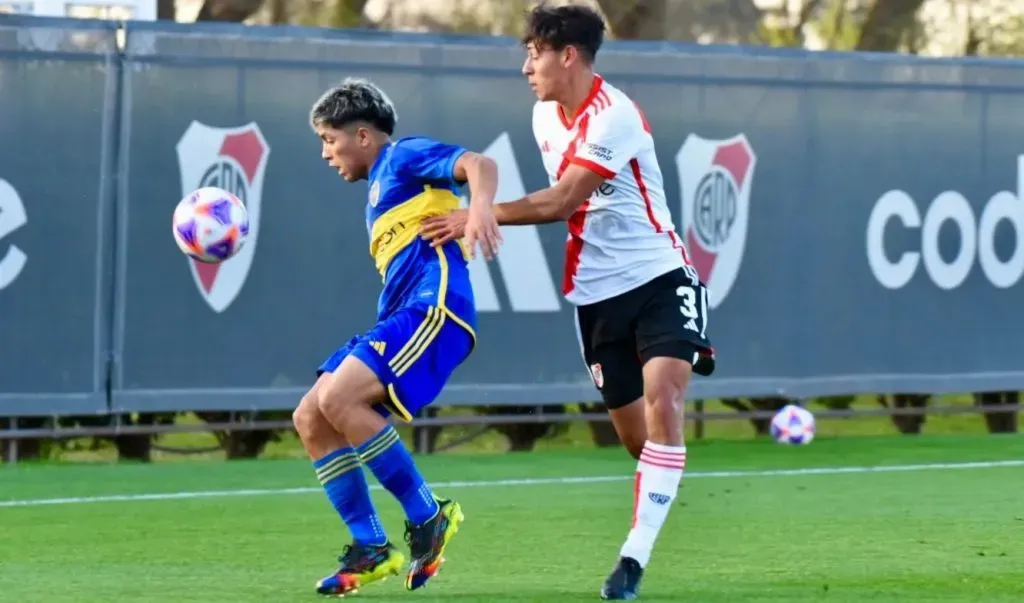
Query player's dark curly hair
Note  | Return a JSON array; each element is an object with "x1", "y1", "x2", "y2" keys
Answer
[
  {"x1": 309, "y1": 77, "x2": 397, "y2": 135},
  {"x1": 521, "y1": 3, "x2": 605, "y2": 63}
]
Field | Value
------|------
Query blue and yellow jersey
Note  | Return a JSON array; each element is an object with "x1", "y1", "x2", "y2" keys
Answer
[{"x1": 365, "y1": 136, "x2": 476, "y2": 337}]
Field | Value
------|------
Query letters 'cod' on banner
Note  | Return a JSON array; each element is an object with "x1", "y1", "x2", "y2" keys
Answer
[{"x1": 2, "y1": 17, "x2": 1024, "y2": 415}]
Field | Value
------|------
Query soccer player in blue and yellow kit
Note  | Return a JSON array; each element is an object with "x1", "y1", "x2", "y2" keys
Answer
[{"x1": 292, "y1": 78, "x2": 501, "y2": 597}]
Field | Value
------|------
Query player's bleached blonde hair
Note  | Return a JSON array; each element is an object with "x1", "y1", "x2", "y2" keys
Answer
[{"x1": 309, "y1": 77, "x2": 397, "y2": 135}]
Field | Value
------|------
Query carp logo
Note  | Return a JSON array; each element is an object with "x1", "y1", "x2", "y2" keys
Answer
[
  {"x1": 676, "y1": 134, "x2": 756, "y2": 310},
  {"x1": 176, "y1": 121, "x2": 270, "y2": 313}
]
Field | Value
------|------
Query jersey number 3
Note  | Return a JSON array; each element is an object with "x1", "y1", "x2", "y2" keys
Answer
[{"x1": 676, "y1": 286, "x2": 704, "y2": 336}]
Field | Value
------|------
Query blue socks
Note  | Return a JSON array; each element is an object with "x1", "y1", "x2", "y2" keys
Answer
[
  {"x1": 357, "y1": 425, "x2": 440, "y2": 525},
  {"x1": 314, "y1": 426, "x2": 438, "y2": 543},
  {"x1": 313, "y1": 447, "x2": 388, "y2": 546}
]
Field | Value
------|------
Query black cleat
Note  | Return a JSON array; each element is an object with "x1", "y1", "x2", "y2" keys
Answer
[
  {"x1": 600, "y1": 556, "x2": 644, "y2": 600},
  {"x1": 404, "y1": 498, "x2": 464, "y2": 590}
]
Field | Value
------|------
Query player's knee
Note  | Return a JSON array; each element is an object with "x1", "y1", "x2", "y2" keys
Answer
[
  {"x1": 645, "y1": 361, "x2": 692, "y2": 419},
  {"x1": 316, "y1": 382, "x2": 370, "y2": 424},
  {"x1": 293, "y1": 393, "x2": 323, "y2": 440},
  {"x1": 645, "y1": 390, "x2": 681, "y2": 426},
  {"x1": 316, "y1": 387, "x2": 346, "y2": 417},
  {"x1": 644, "y1": 379, "x2": 684, "y2": 416},
  {"x1": 317, "y1": 357, "x2": 387, "y2": 418}
]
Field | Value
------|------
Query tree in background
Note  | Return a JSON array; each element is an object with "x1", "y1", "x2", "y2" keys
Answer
[{"x1": 167, "y1": 0, "x2": 1023, "y2": 58}]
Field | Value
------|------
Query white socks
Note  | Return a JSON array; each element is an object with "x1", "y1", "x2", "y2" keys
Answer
[{"x1": 619, "y1": 441, "x2": 686, "y2": 567}]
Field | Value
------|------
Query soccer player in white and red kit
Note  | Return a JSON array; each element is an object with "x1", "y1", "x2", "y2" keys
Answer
[{"x1": 421, "y1": 4, "x2": 715, "y2": 600}]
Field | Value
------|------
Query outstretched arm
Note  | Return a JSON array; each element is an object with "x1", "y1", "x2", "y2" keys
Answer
[
  {"x1": 420, "y1": 165, "x2": 606, "y2": 246},
  {"x1": 491, "y1": 165, "x2": 605, "y2": 225}
]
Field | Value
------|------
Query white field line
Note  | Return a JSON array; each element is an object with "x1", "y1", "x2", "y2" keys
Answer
[{"x1": 1, "y1": 458, "x2": 1021, "y2": 509}]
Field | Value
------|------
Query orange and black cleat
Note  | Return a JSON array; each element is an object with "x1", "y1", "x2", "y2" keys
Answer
[{"x1": 403, "y1": 498, "x2": 465, "y2": 590}]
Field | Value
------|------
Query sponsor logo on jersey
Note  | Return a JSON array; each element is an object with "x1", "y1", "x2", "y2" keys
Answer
[
  {"x1": 584, "y1": 142, "x2": 613, "y2": 162},
  {"x1": 677, "y1": 134, "x2": 756, "y2": 310},
  {"x1": 176, "y1": 121, "x2": 270, "y2": 313},
  {"x1": 595, "y1": 182, "x2": 616, "y2": 197},
  {"x1": 0, "y1": 178, "x2": 28, "y2": 291}
]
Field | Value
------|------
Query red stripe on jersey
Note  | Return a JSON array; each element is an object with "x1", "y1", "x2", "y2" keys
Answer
[
  {"x1": 571, "y1": 157, "x2": 615, "y2": 179},
  {"x1": 668, "y1": 230, "x2": 692, "y2": 265},
  {"x1": 563, "y1": 199, "x2": 591, "y2": 295},
  {"x1": 630, "y1": 158, "x2": 693, "y2": 266},
  {"x1": 631, "y1": 158, "x2": 662, "y2": 233},
  {"x1": 632, "y1": 100, "x2": 651, "y2": 133},
  {"x1": 557, "y1": 115, "x2": 591, "y2": 179},
  {"x1": 558, "y1": 75, "x2": 604, "y2": 129},
  {"x1": 560, "y1": 115, "x2": 593, "y2": 296}
]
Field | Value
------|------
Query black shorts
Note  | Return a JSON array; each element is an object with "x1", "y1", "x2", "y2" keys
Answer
[{"x1": 574, "y1": 268, "x2": 715, "y2": 409}]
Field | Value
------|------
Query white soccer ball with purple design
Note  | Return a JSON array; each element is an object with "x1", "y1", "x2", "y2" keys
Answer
[
  {"x1": 770, "y1": 404, "x2": 816, "y2": 445},
  {"x1": 172, "y1": 187, "x2": 249, "y2": 263}
]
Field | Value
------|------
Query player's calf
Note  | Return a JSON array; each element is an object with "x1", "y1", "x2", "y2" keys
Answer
[
  {"x1": 602, "y1": 355, "x2": 691, "y2": 598},
  {"x1": 317, "y1": 360, "x2": 442, "y2": 524},
  {"x1": 316, "y1": 356, "x2": 443, "y2": 525},
  {"x1": 295, "y1": 378, "x2": 394, "y2": 592},
  {"x1": 317, "y1": 354, "x2": 466, "y2": 583},
  {"x1": 607, "y1": 401, "x2": 647, "y2": 461}
]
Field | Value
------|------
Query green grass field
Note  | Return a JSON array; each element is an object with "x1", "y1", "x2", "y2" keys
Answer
[{"x1": 3, "y1": 434, "x2": 1023, "y2": 602}]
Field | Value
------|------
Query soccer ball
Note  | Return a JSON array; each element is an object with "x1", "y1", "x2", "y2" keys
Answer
[
  {"x1": 770, "y1": 404, "x2": 816, "y2": 445},
  {"x1": 172, "y1": 187, "x2": 249, "y2": 263}
]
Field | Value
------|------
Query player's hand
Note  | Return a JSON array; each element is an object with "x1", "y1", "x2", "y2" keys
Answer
[
  {"x1": 420, "y1": 209, "x2": 468, "y2": 248},
  {"x1": 463, "y1": 205, "x2": 503, "y2": 260}
]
